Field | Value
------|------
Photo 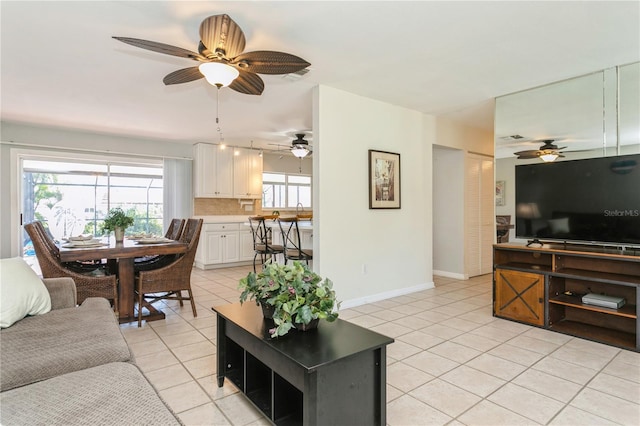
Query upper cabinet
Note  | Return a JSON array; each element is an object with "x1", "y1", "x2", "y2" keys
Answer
[
  {"x1": 233, "y1": 148, "x2": 264, "y2": 199},
  {"x1": 193, "y1": 143, "x2": 234, "y2": 198},
  {"x1": 193, "y1": 143, "x2": 263, "y2": 199}
]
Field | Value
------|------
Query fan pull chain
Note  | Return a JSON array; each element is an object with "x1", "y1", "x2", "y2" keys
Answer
[
  {"x1": 216, "y1": 86, "x2": 221, "y2": 131},
  {"x1": 215, "y1": 86, "x2": 225, "y2": 147}
]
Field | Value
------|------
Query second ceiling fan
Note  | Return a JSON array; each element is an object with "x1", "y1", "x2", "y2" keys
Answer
[
  {"x1": 514, "y1": 140, "x2": 567, "y2": 162},
  {"x1": 113, "y1": 14, "x2": 310, "y2": 95}
]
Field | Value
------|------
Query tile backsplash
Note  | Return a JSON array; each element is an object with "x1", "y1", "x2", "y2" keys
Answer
[{"x1": 194, "y1": 198, "x2": 263, "y2": 216}]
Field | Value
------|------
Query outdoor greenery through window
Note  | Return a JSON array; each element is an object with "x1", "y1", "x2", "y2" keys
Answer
[
  {"x1": 22, "y1": 158, "x2": 163, "y2": 255},
  {"x1": 262, "y1": 172, "x2": 311, "y2": 210}
]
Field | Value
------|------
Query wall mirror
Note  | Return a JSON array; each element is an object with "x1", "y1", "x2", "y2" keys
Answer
[{"x1": 495, "y1": 62, "x2": 639, "y2": 161}]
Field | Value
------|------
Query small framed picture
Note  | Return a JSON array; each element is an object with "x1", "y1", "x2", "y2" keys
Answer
[
  {"x1": 496, "y1": 180, "x2": 506, "y2": 206},
  {"x1": 369, "y1": 150, "x2": 401, "y2": 209}
]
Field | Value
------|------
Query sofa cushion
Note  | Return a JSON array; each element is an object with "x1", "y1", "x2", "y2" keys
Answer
[
  {"x1": 0, "y1": 297, "x2": 132, "y2": 391},
  {"x1": 0, "y1": 362, "x2": 182, "y2": 425},
  {"x1": 0, "y1": 257, "x2": 51, "y2": 328}
]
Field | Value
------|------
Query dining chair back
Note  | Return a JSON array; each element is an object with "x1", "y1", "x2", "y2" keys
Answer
[
  {"x1": 134, "y1": 218, "x2": 186, "y2": 271},
  {"x1": 32, "y1": 221, "x2": 107, "y2": 272},
  {"x1": 135, "y1": 218, "x2": 203, "y2": 327},
  {"x1": 248, "y1": 216, "x2": 284, "y2": 272},
  {"x1": 496, "y1": 215, "x2": 511, "y2": 243},
  {"x1": 165, "y1": 218, "x2": 185, "y2": 240},
  {"x1": 24, "y1": 222, "x2": 118, "y2": 312},
  {"x1": 277, "y1": 217, "x2": 312, "y2": 265}
]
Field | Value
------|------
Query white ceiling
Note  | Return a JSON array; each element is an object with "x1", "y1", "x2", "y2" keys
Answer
[{"x1": 1, "y1": 1, "x2": 639, "y2": 153}]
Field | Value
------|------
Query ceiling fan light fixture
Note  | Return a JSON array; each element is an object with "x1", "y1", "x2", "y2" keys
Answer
[
  {"x1": 540, "y1": 152, "x2": 559, "y2": 162},
  {"x1": 198, "y1": 62, "x2": 239, "y2": 87},
  {"x1": 291, "y1": 146, "x2": 310, "y2": 158}
]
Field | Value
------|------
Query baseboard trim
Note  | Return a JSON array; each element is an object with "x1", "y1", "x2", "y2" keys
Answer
[
  {"x1": 433, "y1": 270, "x2": 468, "y2": 280},
  {"x1": 340, "y1": 282, "x2": 435, "y2": 310},
  {"x1": 195, "y1": 261, "x2": 253, "y2": 270}
]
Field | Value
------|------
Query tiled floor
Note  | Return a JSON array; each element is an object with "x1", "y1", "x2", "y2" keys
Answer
[{"x1": 120, "y1": 266, "x2": 640, "y2": 425}]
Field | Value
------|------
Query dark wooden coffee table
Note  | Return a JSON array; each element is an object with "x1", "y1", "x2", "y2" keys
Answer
[{"x1": 213, "y1": 302, "x2": 394, "y2": 426}]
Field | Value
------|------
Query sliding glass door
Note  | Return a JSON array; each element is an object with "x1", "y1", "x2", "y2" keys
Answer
[{"x1": 21, "y1": 157, "x2": 163, "y2": 258}]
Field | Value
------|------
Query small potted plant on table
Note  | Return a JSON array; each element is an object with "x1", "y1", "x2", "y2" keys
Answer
[
  {"x1": 101, "y1": 207, "x2": 135, "y2": 242},
  {"x1": 238, "y1": 261, "x2": 339, "y2": 338}
]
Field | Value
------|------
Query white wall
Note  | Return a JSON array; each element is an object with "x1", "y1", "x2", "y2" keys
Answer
[
  {"x1": 435, "y1": 116, "x2": 494, "y2": 156},
  {"x1": 263, "y1": 152, "x2": 312, "y2": 175},
  {"x1": 313, "y1": 86, "x2": 434, "y2": 307},
  {"x1": 432, "y1": 146, "x2": 465, "y2": 276},
  {"x1": 431, "y1": 117, "x2": 494, "y2": 277}
]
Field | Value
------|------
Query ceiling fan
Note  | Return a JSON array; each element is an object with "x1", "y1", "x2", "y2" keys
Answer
[
  {"x1": 290, "y1": 134, "x2": 312, "y2": 158},
  {"x1": 514, "y1": 140, "x2": 566, "y2": 162},
  {"x1": 113, "y1": 14, "x2": 310, "y2": 95},
  {"x1": 268, "y1": 133, "x2": 312, "y2": 157}
]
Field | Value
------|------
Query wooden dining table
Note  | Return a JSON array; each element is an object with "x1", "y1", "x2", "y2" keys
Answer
[{"x1": 59, "y1": 237, "x2": 187, "y2": 323}]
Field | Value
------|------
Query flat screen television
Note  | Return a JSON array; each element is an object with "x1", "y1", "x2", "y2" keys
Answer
[{"x1": 515, "y1": 154, "x2": 640, "y2": 247}]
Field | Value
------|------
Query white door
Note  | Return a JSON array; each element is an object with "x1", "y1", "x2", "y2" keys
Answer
[{"x1": 465, "y1": 153, "x2": 494, "y2": 277}]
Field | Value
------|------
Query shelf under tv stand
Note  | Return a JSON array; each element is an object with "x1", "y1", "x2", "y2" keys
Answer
[{"x1": 493, "y1": 242, "x2": 640, "y2": 352}]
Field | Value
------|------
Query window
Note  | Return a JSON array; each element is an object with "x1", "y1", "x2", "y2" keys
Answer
[
  {"x1": 262, "y1": 172, "x2": 311, "y2": 209},
  {"x1": 22, "y1": 158, "x2": 163, "y2": 254}
]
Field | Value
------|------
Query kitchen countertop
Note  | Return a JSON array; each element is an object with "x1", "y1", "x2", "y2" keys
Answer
[
  {"x1": 193, "y1": 215, "x2": 253, "y2": 223},
  {"x1": 193, "y1": 215, "x2": 312, "y2": 230},
  {"x1": 193, "y1": 215, "x2": 311, "y2": 225}
]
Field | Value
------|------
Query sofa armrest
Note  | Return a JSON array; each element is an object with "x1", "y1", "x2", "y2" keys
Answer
[{"x1": 42, "y1": 277, "x2": 77, "y2": 310}]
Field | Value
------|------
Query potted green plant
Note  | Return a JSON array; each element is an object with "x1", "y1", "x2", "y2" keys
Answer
[
  {"x1": 101, "y1": 207, "x2": 135, "y2": 242},
  {"x1": 239, "y1": 261, "x2": 339, "y2": 338},
  {"x1": 238, "y1": 264, "x2": 282, "y2": 319}
]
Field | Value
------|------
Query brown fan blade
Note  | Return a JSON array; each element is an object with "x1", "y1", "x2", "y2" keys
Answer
[
  {"x1": 230, "y1": 51, "x2": 310, "y2": 75},
  {"x1": 199, "y1": 14, "x2": 246, "y2": 59},
  {"x1": 514, "y1": 150, "x2": 539, "y2": 157},
  {"x1": 228, "y1": 70, "x2": 264, "y2": 95},
  {"x1": 113, "y1": 37, "x2": 204, "y2": 60},
  {"x1": 163, "y1": 66, "x2": 204, "y2": 85}
]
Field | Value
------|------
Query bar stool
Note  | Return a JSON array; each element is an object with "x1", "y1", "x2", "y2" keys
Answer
[
  {"x1": 248, "y1": 216, "x2": 284, "y2": 272},
  {"x1": 277, "y1": 217, "x2": 312, "y2": 265}
]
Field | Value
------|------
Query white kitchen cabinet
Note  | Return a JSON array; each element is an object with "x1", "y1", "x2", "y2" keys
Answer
[
  {"x1": 300, "y1": 229, "x2": 313, "y2": 250},
  {"x1": 239, "y1": 228, "x2": 255, "y2": 262},
  {"x1": 193, "y1": 143, "x2": 234, "y2": 198},
  {"x1": 196, "y1": 223, "x2": 249, "y2": 269},
  {"x1": 233, "y1": 147, "x2": 263, "y2": 199}
]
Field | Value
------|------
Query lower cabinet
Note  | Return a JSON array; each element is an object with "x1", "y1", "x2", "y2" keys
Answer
[
  {"x1": 195, "y1": 223, "x2": 253, "y2": 269},
  {"x1": 239, "y1": 228, "x2": 255, "y2": 262},
  {"x1": 494, "y1": 243, "x2": 640, "y2": 352},
  {"x1": 494, "y1": 268, "x2": 545, "y2": 326}
]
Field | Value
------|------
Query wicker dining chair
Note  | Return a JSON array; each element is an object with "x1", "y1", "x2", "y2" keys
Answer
[
  {"x1": 135, "y1": 218, "x2": 203, "y2": 327},
  {"x1": 134, "y1": 218, "x2": 185, "y2": 272},
  {"x1": 164, "y1": 218, "x2": 185, "y2": 240},
  {"x1": 277, "y1": 217, "x2": 312, "y2": 265},
  {"x1": 248, "y1": 216, "x2": 284, "y2": 272},
  {"x1": 24, "y1": 222, "x2": 118, "y2": 313},
  {"x1": 32, "y1": 221, "x2": 107, "y2": 273}
]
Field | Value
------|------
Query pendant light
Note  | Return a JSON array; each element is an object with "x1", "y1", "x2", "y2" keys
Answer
[{"x1": 291, "y1": 134, "x2": 310, "y2": 158}]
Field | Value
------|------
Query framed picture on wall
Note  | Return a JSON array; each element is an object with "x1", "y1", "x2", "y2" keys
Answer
[
  {"x1": 496, "y1": 180, "x2": 506, "y2": 206},
  {"x1": 369, "y1": 150, "x2": 401, "y2": 209}
]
